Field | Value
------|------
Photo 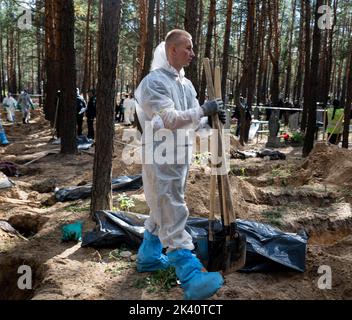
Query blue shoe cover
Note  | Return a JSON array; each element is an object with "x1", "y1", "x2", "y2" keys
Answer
[
  {"x1": 167, "y1": 249, "x2": 223, "y2": 300},
  {"x1": 0, "y1": 131, "x2": 9, "y2": 145},
  {"x1": 136, "y1": 230, "x2": 170, "y2": 272}
]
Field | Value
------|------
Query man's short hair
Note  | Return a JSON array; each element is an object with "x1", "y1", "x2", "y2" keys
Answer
[{"x1": 165, "y1": 29, "x2": 192, "y2": 50}]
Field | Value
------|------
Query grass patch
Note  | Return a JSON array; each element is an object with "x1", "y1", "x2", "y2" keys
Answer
[
  {"x1": 262, "y1": 208, "x2": 284, "y2": 227},
  {"x1": 271, "y1": 168, "x2": 291, "y2": 186},
  {"x1": 104, "y1": 262, "x2": 135, "y2": 276},
  {"x1": 133, "y1": 267, "x2": 177, "y2": 293},
  {"x1": 64, "y1": 203, "x2": 90, "y2": 213}
]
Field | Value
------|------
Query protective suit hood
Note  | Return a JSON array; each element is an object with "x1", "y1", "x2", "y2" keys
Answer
[{"x1": 150, "y1": 42, "x2": 185, "y2": 80}]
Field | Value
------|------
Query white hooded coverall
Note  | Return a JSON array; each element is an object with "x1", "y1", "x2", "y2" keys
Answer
[
  {"x1": 2, "y1": 96, "x2": 17, "y2": 122},
  {"x1": 135, "y1": 42, "x2": 206, "y2": 251},
  {"x1": 123, "y1": 97, "x2": 136, "y2": 125}
]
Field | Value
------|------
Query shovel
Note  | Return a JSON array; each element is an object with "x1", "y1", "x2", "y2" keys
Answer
[{"x1": 203, "y1": 58, "x2": 246, "y2": 274}]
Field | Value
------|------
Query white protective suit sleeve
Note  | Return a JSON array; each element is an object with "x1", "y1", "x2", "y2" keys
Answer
[
  {"x1": 138, "y1": 75, "x2": 204, "y2": 131},
  {"x1": 136, "y1": 41, "x2": 205, "y2": 131}
]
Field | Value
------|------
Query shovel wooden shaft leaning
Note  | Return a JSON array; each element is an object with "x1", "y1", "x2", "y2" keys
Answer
[{"x1": 204, "y1": 58, "x2": 246, "y2": 274}]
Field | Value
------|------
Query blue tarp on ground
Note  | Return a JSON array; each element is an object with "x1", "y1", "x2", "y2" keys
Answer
[{"x1": 82, "y1": 211, "x2": 307, "y2": 273}]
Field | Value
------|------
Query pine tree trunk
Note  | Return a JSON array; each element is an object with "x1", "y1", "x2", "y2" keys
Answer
[
  {"x1": 36, "y1": 0, "x2": 43, "y2": 102},
  {"x1": 256, "y1": 0, "x2": 266, "y2": 104},
  {"x1": 342, "y1": 46, "x2": 352, "y2": 148},
  {"x1": 197, "y1": 0, "x2": 204, "y2": 84},
  {"x1": 141, "y1": 0, "x2": 156, "y2": 80},
  {"x1": 294, "y1": 0, "x2": 305, "y2": 102},
  {"x1": 17, "y1": 31, "x2": 22, "y2": 91},
  {"x1": 91, "y1": 0, "x2": 122, "y2": 215},
  {"x1": 44, "y1": 0, "x2": 60, "y2": 124},
  {"x1": 301, "y1": 0, "x2": 311, "y2": 132},
  {"x1": 56, "y1": 0, "x2": 77, "y2": 154},
  {"x1": 341, "y1": 58, "x2": 349, "y2": 107},
  {"x1": 7, "y1": 26, "x2": 17, "y2": 94},
  {"x1": 137, "y1": 0, "x2": 147, "y2": 84},
  {"x1": 184, "y1": 0, "x2": 200, "y2": 94},
  {"x1": 221, "y1": 0, "x2": 233, "y2": 101},
  {"x1": 162, "y1": 0, "x2": 167, "y2": 40},
  {"x1": 199, "y1": 0, "x2": 216, "y2": 105},
  {"x1": 155, "y1": 0, "x2": 160, "y2": 44},
  {"x1": 284, "y1": 0, "x2": 296, "y2": 100},
  {"x1": 267, "y1": 0, "x2": 280, "y2": 106},
  {"x1": 302, "y1": 0, "x2": 323, "y2": 157},
  {"x1": 82, "y1": 0, "x2": 92, "y2": 100}
]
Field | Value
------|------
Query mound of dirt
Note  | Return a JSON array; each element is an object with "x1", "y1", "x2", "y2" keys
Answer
[
  {"x1": 300, "y1": 142, "x2": 352, "y2": 186},
  {"x1": 186, "y1": 167, "x2": 260, "y2": 219}
]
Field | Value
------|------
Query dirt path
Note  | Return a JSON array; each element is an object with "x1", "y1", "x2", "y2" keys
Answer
[{"x1": 1, "y1": 111, "x2": 351, "y2": 300}]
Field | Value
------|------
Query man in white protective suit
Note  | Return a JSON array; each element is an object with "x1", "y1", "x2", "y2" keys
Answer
[
  {"x1": 123, "y1": 93, "x2": 136, "y2": 125},
  {"x1": 2, "y1": 92, "x2": 17, "y2": 122},
  {"x1": 134, "y1": 29, "x2": 226, "y2": 300}
]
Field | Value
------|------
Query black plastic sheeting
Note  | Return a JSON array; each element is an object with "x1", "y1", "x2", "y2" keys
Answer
[
  {"x1": 82, "y1": 211, "x2": 307, "y2": 273},
  {"x1": 55, "y1": 175, "x2": 143, "y2": 202},
  {"x1": 232, "y1": 149, "x2": 286, "y2": 160}
]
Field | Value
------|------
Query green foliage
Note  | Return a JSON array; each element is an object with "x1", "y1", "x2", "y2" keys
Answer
[
  {"x1": 262, "y1": 209, "x2": 283, "y2": 227},
  {"x1": 272, "y1": 167, "x2": 291, "y2": 186},
  {"x1": 239, "y1": 167, "x2": 246, "y2": 177},
  {"x1": 133, "y1": 267, "x2": 177, "y2": 293},
  {"x1": 117, "y1": 193, "x2": 135, "y2": 211},
  {"x1": 290, "y1": 131, "x2": 304, "y2": 144}
]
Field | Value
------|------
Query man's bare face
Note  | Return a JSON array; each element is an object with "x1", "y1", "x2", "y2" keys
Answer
[{"x1": 173, "y1": 36, "x2": 195, "y2": 69}]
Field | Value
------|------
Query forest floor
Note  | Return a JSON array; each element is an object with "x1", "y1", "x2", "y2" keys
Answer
[{"x1": 1, "y1": 109, "x2": 352, "y2": 300}]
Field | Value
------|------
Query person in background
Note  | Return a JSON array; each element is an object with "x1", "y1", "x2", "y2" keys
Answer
[
  {"x1": 76, "y1": 88, "x2": 87, "y2": 136},
  {"x1": 325, "y1": 99, "x2": 344, "y2": 145},
  {"x1": 17, "y1": 90, "x2": 34, "y2": 124},
  {"x1": 123, "y1": 93, "x2": 136, "y2": 126},
  {"x1": 2, "y1": 92, "x2": 17, "y2": 122},
  {"x1": 86, "y1": 89, "x2": 97, "y2": 139}
]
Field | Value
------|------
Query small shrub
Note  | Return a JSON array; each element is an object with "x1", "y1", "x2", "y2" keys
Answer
[{"x1": 117, "y1": 193, "x2": 135, "y2": 211}]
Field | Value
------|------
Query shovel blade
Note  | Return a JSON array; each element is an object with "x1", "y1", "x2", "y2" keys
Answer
[{"x1": 222, "y1": 226, "x2": 247, "y2": 275}]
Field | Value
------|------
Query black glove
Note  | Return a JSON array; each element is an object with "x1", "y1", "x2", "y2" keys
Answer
[
  {"x1": 201, "y1": 98, "x2": 224, "y2": 116},
  {"x1": 208, "y1": 109, "x2": 227, "y2": 127}
]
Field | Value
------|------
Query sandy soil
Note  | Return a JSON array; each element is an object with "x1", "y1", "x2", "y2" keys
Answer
[{"x1": 0, "y1": 110, "x2": 351, "y2": 300}]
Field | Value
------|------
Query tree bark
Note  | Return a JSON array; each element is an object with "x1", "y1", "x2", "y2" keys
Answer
[
  {"x1": 199, "y1": 0, "x2": 216, "y2": 105},
  {"x1": 82, "y1": 0, "x2": 92, "y2": 100},
  {"x1": 184, "y1": 0, "x2": 200, "y2": 94},
  {"x1": 293, "y1": 0, "x2": 305, "y2": 102},
  {"x1": 44, "y1": 0, "x2": 60, "y2": 124},
  {"x1": 302, "y1": 0, "x2": 323, "y2": 157},
  {"x1": 221, "y1": 0, "x2": 233, "y2": 102},
  {"x1": 267, "y1": 0, "x2": 280, "y2": 106},
  {"x1": 284, "y1": 0, "x2": 296, "y2": 100},
  {"x1": 91, "y1": 0, "x2": 121, "y2": 215},
  {"x1": 301, "y1": 0, "x2": 311, "y2": 132},
  {"x1": 342, "y1": 45, "x2": 352, "y2": 148},
  {"x1": 155, "y1": 0, "x2": 161, "y2": 44},
  {"x1": 141, "y1": 0, "x2": 156, "y2": 80},
  {"x1": 56, "y1": 0, "x2": 77, "y2": 154},
  {"x1": 137, "y1": 0, "x2": 147, "y2": 84}
]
